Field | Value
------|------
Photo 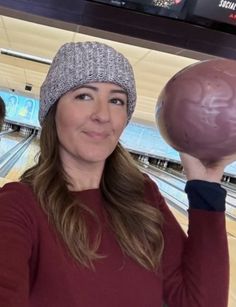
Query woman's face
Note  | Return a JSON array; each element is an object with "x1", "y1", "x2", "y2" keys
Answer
[{"x1": 55, "y1": 82, "x2": 128, "y2": 168}]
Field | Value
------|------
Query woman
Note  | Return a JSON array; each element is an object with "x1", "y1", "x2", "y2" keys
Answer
[{"x1": 0, "y1": 42, "x2": 231, "y2": 306}]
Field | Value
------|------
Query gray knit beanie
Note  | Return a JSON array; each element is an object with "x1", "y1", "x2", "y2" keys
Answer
[{"x1": 39, "y1": 41, "x2": 137, "y2": 125}]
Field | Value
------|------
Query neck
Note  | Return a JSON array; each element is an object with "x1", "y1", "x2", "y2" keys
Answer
[{"x1": 61, "y1": 159, "x2": 105, "y2": 191}]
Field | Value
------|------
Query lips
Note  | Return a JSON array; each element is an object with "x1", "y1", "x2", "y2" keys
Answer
[{"x1": 83, "y1": 131, "x2": 109, "y2": 139}]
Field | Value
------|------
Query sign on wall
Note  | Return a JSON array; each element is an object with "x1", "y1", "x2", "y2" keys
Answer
[
  {"x1": 0, "y1": 90, "x2": 40, "y2": 128},
  {"x1": 194, "y1": 0, "x2": 236, "y2": 25}
]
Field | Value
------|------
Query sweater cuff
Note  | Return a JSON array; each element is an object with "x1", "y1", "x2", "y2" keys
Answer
[{"x1": 185, "y1": 180, "x2": 227, "y2": 212}]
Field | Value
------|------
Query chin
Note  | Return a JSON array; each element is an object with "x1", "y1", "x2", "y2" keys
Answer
[{"x1": 82, "y1": 151, "x2": 112, "y2": 163}]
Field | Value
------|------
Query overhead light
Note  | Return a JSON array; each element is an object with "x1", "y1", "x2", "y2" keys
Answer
[{"x1": 0, "y1": 48, "x2": 52, "y2": 65}]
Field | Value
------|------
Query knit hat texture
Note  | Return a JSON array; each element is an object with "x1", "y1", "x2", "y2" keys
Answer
[{"x1": 39, "y1": 41, "x2": 136, "y2": 124}]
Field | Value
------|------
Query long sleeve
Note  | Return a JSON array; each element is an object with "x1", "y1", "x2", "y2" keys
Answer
[
  {"x1": 147, "y1": 178, "x2": 229, "y2": 307},
  {"x1": 0, "y1": 183, "x2": 36, "y2": 307},
  {"x1": 0, "y1": 179, "x2": 229, "y2": 307}
]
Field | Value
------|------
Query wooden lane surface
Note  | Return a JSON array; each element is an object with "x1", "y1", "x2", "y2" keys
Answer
[
  {"x1": 169, "y1": 205, "x2": 236, "y2": 307},
  {"x1": 0, "y1": 132, "x2": 25, "y2": 186},
  {"x1": 5, "y1": 138, "x2": 39, "y2": 181},
  {"x1": 0, "y1": 176, "x2": 12, "y2": 186},
  {"x1": 0, "y1": 132, "x2": 22, "y2": 156}
]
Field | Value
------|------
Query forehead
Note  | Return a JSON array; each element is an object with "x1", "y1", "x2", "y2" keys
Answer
[{"x1": 71, "y1": 82, "x2": 127, "y2": 93}]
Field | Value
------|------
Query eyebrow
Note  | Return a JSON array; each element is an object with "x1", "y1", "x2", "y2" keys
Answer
[
  {"x1": 72, "y1": 85, "x2": 98, "y2": 92},
  {"x1": 72, "y1": 85, "x2": 127, "y2": 95},
  {"x1": 110, "y1": 89, "x2": 127, "y2": 95}
]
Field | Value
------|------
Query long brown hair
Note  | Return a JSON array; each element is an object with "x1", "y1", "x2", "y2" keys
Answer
[{"x1": 21, "y1": 104, "x2": 164, "y2": 270}]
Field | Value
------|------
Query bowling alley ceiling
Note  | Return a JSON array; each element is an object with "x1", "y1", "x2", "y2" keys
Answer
[{"x1": 0, "y1": 15, "x2": 217, "y2": 125}]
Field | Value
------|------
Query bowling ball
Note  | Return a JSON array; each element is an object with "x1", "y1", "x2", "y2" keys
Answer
[{"x1": 155, "y1": 58, "x2": 236, "y2": 161}]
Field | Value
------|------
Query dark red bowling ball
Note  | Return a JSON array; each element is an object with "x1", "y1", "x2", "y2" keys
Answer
[{"x1": 156, "y1": 58, "x2": 236, "y2": 161}]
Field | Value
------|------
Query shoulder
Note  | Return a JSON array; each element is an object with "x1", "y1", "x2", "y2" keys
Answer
[
  {"x1": 0, "y1": 181, "x2": 34, "y2": 200},
  {"x1": 0, "y1": 182, "x2": 38, "y2": 221},
  {"x1": 0, "y1": 182, "x2": 39, "y2": 252}
]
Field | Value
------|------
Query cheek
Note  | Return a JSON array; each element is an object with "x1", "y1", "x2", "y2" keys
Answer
[
  {"x1": 110, "y1": 108, "x2": 128, "y2": 130},
  {"x1": 55, "y1": 104, "x2": 80, "y2": 131},
  {"x1": 55, "y1": 109, "x2": 76, "y2": 145},
  {"x1": 55, "y1": 111, "x2": 69, "y2": 138},
  {"x1": 114, "y1": 114, "x2": 127, "y2": 134}
]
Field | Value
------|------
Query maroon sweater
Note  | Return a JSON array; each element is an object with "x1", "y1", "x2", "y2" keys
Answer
[{"x1": 0, "y1": 178, "x2": 229, "y2": 307}]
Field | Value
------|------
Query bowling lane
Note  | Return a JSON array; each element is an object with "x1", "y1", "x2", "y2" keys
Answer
[
  {"x1": 0, "y1": 130, "x2": 36, "y2": 186},
  {"x1": 167, "y1": 202, "x2": 188, "y2": 233},
  {"x1": 0, "y1": 131, "x2": 27, "y2": 186},
  {"x1": 5, "y1": 137, "x2": 39, "y2": 181},
  {"x1": 0, "y1": 176, "x2": 12, "y2": 187},
  {"x1": 0, "y1": 131, "x2": 23, "y2": 156}
]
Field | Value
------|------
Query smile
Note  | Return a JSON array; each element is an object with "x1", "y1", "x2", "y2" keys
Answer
[{"x1": 84, "y1": 131, "x2": 109, "y2": 140}]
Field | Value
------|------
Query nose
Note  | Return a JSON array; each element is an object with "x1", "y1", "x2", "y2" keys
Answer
[{"x1": 91, "y1": 99, "x2": 110, "y2": 123}]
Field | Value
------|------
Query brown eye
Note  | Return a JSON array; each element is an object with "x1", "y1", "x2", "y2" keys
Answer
[
  {"x1": 110, "y1": 98, "x2": 125, "y2": 105},
  {"x1": 75, "y1": 94, "x2": 92, "y2": 101}
]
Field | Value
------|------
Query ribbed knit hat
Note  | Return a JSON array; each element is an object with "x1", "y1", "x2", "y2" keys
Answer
[{"x1": 39, "y1": 41, "x2": 137, "y2": 125}]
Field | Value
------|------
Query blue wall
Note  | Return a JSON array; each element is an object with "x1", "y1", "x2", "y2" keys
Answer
[{"x1": 120, "y1": 122, "x2": 179, "y2": 161}]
